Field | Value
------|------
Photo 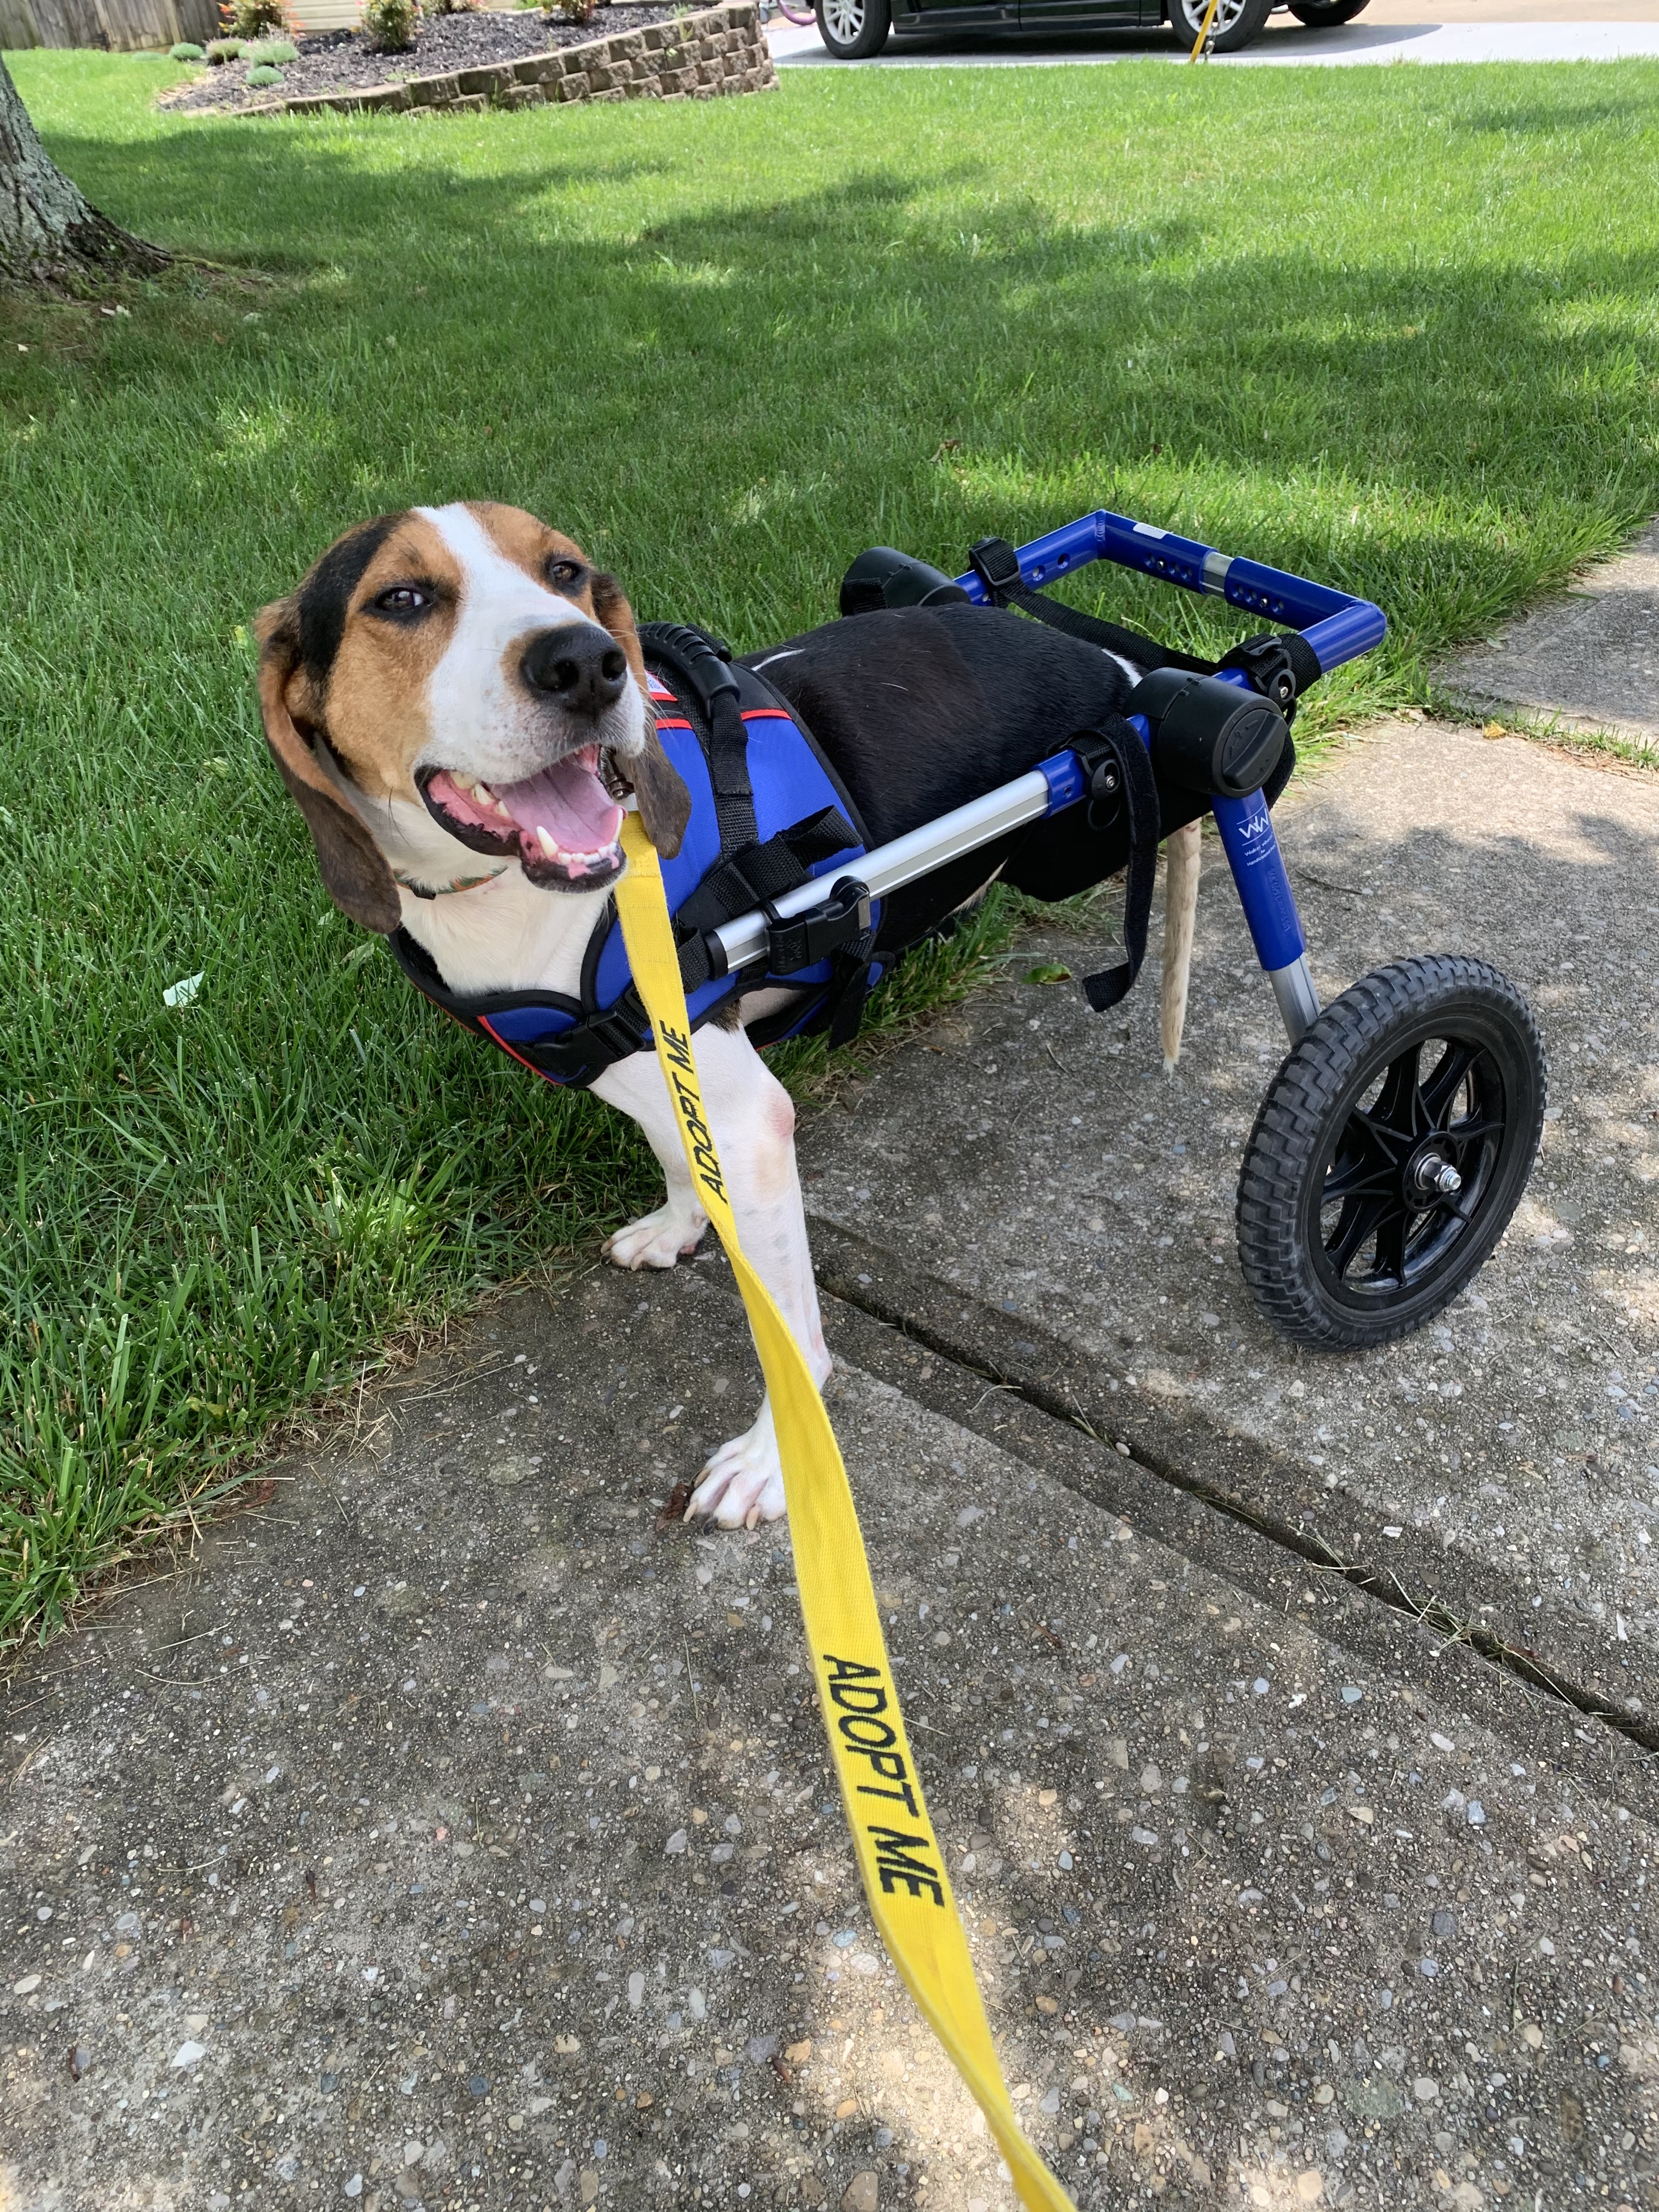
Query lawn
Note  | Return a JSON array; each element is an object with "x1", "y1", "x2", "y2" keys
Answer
[{"x1": 3, "y1": 49, "x2": 1658, "y2": 1644}]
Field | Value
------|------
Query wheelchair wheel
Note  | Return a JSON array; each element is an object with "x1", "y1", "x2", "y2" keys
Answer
[{"x1": 1236, "y1": 956, "x2": 1545, "y2": 1350}]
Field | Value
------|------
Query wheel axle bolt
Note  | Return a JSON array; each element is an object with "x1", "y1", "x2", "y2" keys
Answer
[{"x1": 1430, "y1": 1161, "x2": 1462, "y2": 1196}]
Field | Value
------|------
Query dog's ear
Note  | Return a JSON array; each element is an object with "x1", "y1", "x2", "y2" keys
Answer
[
  {"x1": 590, "y1": 569, "x2": 692, "y2": 860},
  {"x1": 629, "y1": 725, "x2": 693, "y2": 860},
  {"x1": 255, "y1": 596, "x2": 402, "y2": 935}
]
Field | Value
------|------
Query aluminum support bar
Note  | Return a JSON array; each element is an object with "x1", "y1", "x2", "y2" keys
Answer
[
  {"x1": 711, "y1": 764, "x2": 1059, "y2": 974},
  {"x1": 1269, "y1": 954, "x2": 1322, "y2": 1045}
]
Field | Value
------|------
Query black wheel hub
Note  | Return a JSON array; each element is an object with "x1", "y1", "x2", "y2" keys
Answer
[{"x1": 1314, "y1": 1033, "x2": 1507, "y2": 1305}]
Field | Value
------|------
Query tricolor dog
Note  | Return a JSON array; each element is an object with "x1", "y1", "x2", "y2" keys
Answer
[{"x1": 256, "y1": 502, "x2": 1203, "y2": 1530}]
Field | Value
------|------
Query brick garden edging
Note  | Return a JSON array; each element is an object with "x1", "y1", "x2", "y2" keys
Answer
[{"x1": 245, "y1": 0, "x2": 776, "y2": 117}]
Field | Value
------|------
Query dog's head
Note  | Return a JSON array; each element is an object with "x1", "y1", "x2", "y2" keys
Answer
[{"x1": 255, "y1": 501, "x2": 692, "y2": 933}]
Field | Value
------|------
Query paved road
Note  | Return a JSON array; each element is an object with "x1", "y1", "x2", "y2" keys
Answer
[
  {"x1": 768, "y1": 12, "x2": 1659, "y2": 65},
  {"x1": 4, "y1": 578, "x2": 1658, "y2": 2208}
]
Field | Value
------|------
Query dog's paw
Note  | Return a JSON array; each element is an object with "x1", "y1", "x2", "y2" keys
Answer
[
  {"x1": 687, "y1": 1406, "x2": 787, "y2": 1530},
  {"x1": 602, "y1": 1202, "x2": 708, "y2": 1272}
]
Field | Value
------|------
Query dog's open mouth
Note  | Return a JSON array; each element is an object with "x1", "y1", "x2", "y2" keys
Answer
[{"x1": 419, "y1": 747, "x2": 628, "y2": 890}]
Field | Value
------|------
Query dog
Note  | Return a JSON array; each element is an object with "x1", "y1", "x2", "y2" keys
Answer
[{"x1": 256, "y1": 501, "x2": 1202, "y2": 1530}]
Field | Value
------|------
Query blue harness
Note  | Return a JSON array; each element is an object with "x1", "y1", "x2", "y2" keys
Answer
[{"x1": 390, "y1": 627, "x2": 883, "y2": 1089}]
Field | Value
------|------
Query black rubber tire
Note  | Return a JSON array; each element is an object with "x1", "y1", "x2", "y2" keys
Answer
[
  {"x1": 1167, "y1": 0, "x2": 1272, "y2": 53},
  {"x1": 1287, "y1": 0, "x2": 1370, "y2": 21},
  {"x1": 815, "y1": 0, "x2": 890, "y2": 58},
  {"x1": 1236, "y1": 956, "x2": 1545, "y2": 1351}
]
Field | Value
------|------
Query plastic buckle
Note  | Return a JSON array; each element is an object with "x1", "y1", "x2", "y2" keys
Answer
[
  {"x1": 580, "y1": 1003, "x2": 653, "y2": 1064},
  {"x1": 763, "y1": 876, "x2": 873, "y2": 975},
  {"x1": 1223, "y1": 635, "x2": 1299, "y2": 716},
  {"x1": 1071, "y1": 733, "x2": 1126, "y2": 833},
  {"x1": 967, "y1": 537, "x2": 1025, "y2": 598}
]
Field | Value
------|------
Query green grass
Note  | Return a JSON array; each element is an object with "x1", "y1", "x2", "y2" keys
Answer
[{"x1": 4, "y1": 52, "x2": 1659, "y2": 1643}]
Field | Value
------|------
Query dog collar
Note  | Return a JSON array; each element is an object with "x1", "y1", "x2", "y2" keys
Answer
[{"x1": 394, "y1": 867, "x2": 509, "y2": 901}]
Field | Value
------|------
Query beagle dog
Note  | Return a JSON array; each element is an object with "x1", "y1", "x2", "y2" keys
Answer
[{"x1": 257, "y1": 502, "x2": 1200, "y2": 1530}]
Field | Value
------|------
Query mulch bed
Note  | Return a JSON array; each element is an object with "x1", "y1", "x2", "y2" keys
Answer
[{"x1": 165, "y1": 3, "x2": 685, "y2": 112}]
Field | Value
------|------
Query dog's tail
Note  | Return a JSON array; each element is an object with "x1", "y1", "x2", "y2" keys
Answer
[{"x1": 1160, "y1": 819, "x2": 1201, "y2": 1075}]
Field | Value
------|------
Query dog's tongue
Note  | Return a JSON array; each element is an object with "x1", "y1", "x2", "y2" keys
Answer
[{"x1": 495, "y1": 749, "x2": 621, "y2": 859}]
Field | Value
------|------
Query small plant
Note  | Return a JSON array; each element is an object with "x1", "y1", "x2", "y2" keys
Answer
[
  {"x1": 204, "y1": 36, "x2": 245, "y2": 59},
  {"x1": 168, "y1": 38, "x2": 205, "y2": 56},
  {"x1": 363, "y1": 0, "x2": 418, "y2": 46},
  {"x1": 425, "y1": 0, "x2": 477, "y2": 15},
  {"x1": 246, "y1": 61, "x2": 285, "y2": 81},
  {"x1": 246, "y1": 36, "x2": 298, "y2": 59},
  {"x1": 555, "y1": 0, "x2": 596, "y2": 21},
  {"x1": 219, "y1": 0, "x2": 286, "y2": 37}
]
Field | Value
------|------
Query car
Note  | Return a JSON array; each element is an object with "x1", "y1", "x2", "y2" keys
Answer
[{"x1": 811, "y1": 0, "x2": 1370, "y2": 60}]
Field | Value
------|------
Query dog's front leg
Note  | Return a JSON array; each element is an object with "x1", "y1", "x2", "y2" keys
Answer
[
  {"x1": 597, "y1": 1079, "x2": 710, "y2": 1273},
  {"x1": 592, "y1": 1022, "x2": 828, "y2": 1528}
]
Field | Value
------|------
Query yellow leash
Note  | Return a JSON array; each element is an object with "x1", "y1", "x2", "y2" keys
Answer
[{"x1": 614, "y1": 815, "x2": 1075, "y2": 2212}]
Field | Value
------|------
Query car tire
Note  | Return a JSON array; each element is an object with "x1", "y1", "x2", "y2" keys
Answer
[
  {"x1": 816, "y1": 0, "x2": 891, "y2": 57},
  {"x1": 1287, "y1": 0, "x2": 1370, "y2": 22},
  {"x1": 1167, "y1": 0, "x2": 1271, "y2": 51}
]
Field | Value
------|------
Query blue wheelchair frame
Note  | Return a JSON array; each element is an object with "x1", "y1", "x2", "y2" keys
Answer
[
  {"x1": 712, "y1": 508, "x2": 1386, "y2": 1048},
  {"x1": 952, "y1": 508, "x2": 1387, "y2": 1045}
]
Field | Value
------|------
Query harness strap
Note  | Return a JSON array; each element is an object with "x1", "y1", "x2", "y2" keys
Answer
[
  {"x1": 968, "y1": 535, "x2": 1322, "y2": 719},
  {"x1": 1068, "y1": 716, "x2": 1162, "y2": 1013},
  {"x1": 638, "y1": 620, "x2": 759, "y2": 853},
  {"x1": 969, "y1": 537, "x2": 1216, "y2": 676}
]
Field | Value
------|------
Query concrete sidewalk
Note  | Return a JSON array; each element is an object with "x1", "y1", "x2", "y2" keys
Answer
[
  {"x1": 802, "y1": 723, "x2": 1659, "y2": 1726},
  {"x1": 1441, "y1": 526, "x2": 1659, "y2": 758},
  {"x1": 4, "y1": 1255, "x2": 1656, "y2": 2211},
  {"x1": 3, "y1": 717, "x2": 1658, "y2": 2210}
]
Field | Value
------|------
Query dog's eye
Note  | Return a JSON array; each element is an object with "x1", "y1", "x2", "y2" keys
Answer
[
  {"x1": 373, "y1": 585, "x2": 431, "y2": 616},
  {"x1": 546, "y1": 558, "x2": 584, "y2": 591}
]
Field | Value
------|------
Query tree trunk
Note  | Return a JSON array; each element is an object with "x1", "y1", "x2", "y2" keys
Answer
[{"x1": 0, "y1": 53, "x2": 169, "y2": 285}]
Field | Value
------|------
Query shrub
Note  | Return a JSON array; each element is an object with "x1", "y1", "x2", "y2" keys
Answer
[
  {"x1": 425, "y1": 0, "x2": 477, "y2": 14},
  {"x1": 555, "y1": 0, "x2": 595, "y2": 20},
  {"x1": 246, "y1": 36, "x2": 297, "y2": 58},
  {"x1": 219, "y1": 0, "x2": 286, "y2": 37},
  {"x1": 246, "y1": 61, "x2": 284, "y2": 81},
  {"x1": 204, "y1": 36, "x2": 245, "y2": 58},
  {"x1": 363, "y1": 0, "x2": 418, "y2": 46},
  {"x1": 168, "y1": 38, "x2": 205, "y2": 55}
]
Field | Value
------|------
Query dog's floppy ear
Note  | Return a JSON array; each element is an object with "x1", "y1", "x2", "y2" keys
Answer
[
  {"x1": 590, "y1": 569, "x2": 691, "y2": 860},
  {"x1": 255, "y1": 596, "x2": 402, "y2": 935}
]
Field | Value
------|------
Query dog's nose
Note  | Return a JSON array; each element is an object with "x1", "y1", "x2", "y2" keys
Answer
[{"x1": 520, "y1": 625, "x2": 628, "y2": 717}]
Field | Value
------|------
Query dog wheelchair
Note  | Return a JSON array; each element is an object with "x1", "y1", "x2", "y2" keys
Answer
[{"x1": 713, "y1": 508, "x2": 1547, "y2": 1351}]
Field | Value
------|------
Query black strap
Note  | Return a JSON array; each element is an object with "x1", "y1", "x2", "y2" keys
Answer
[
  {"x1": 968, "y1": 536, "x2": 1322, "y2": 720},
  {"x1": 1067, "y1": 718, "x2": 1161, "y2": 1013},
  {"x1": 969, "y1": 537, "x2": 1215, "y2": 677},
  {"x1": 670, "y1": 807, "x2": 862, "y2": 992},
  {"x1": 638, "y1": 620, "x2": 758, "y2": 853}
]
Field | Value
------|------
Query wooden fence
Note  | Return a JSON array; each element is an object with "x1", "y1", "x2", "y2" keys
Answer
[{"x1": 1, "y1": 0, "x2": 219, "y2": 48}]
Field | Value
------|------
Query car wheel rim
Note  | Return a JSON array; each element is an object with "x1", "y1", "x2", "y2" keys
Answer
[
  {"x1": 1184, "y1": 0, "x2": 1247, "y2": 28},
  {"x1": 822, "y1": 0, "x2": 865, "y2": 37}
]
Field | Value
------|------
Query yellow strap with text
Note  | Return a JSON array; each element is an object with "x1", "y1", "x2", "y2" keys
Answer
[{"x1": 614, "y1": 815, "x2": 1074, "y2": 2211}]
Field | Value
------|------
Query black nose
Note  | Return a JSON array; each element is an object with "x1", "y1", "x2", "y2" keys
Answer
[{"x1": 520, "y1": 625, "x2": 628, "y2": 717}]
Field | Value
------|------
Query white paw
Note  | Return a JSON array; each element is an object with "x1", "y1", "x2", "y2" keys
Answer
[
  {"x1": 602, "y1": 1201, "x2": 708, "y2": 1272},
  {"x1": 687, "y1": 1403, "x2": 787, "y2": 1530}
]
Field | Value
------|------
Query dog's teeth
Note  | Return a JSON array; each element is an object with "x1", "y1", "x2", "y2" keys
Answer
[
  {"x1": 536, "y1": 826, "x2": 559, "y2": 859},
  {"x1": 473, "y1": 782, "x2": 494, "y2": 805}
]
